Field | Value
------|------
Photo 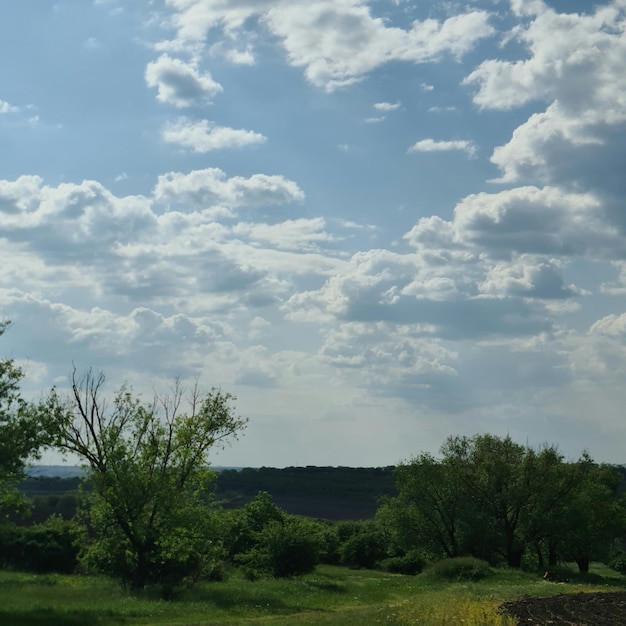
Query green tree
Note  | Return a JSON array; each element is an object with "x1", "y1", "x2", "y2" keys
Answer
[
  {"x1": 384, "y1": 452, "x2": 468, "y2": 560},
  {"x1": 558, "y1": 463, "x2": 626, "y2": 572},
  {"x1": 45, "y1": 369, "x2": 246, "y2": 591},
  {"x1": 0, "y1": 321, "x2": 49, "y2": 516},
  {"x1": 441, "y1": 434, "x2": 539, "y2": 567},
  {"x1": 384, "y1": 434, "x2": 613, "y2": 570}
]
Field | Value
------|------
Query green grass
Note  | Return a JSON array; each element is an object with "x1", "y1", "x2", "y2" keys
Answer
[{"x1": 0, "y1": 564, "x2": 623, "y2": 626}]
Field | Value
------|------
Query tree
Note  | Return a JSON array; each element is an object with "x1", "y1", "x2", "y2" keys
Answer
[
  {"x1": 383, "y1": 434, "x2": 618, "y2": 570},
  {"x1": 557, "y1": 463, "x2": 626, "y2": 572},
  {"x1": 45, "y1": 369, "x2": 247, "y2": 591},
  {"x1": 382, "y1": 452, "x2": 468, "y2": 560},
  {"x1": 0, "y1": 321, "x2": 49, "y2": 516}
]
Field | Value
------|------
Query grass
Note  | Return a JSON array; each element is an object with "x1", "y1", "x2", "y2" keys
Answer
[{"x1": 0, "y1": 563, "x2": 623, "y2": 625}]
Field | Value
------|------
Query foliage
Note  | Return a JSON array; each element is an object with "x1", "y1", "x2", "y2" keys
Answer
[
  {"x1": 385, "y1": 434, "x2": 626, "y2": 572},
  {"x1": 0, "y1": 516, "x2": 83, "y2": 573},
  {"x1": 379, "y1": 549, "x2": 426, "y2": 575},
  {"x1": 0, "y1": 321, "x2": 50, "y2": 517},
  {"x1": 609, "y1": 550, "x2": 626, "y2": 574},
  {"x1": 422, "y1": 557, "x2": 492, "y2": 582},
  {"x1": 44, "y1": 369, "x2": 246, "y2": 592},
  {"x1": 339, "y1": 523, "x2": 388, "y2": 569},
  {"x1": 228, "y1": 492, "x2": 324, "y2": 578}
]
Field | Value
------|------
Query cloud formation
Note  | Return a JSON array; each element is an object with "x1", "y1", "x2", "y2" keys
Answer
[
  {"x1": 162, "y1": 118, "x2": 266, "y2": 151},
  {"x1": 145, "y1": 54, "x2": 223, "y2": 107},
  {"x1": 162, "y1": 0, "x2": 494, "y2": 90},
  {"x1": 408, "y1": 138, "x2": 476, "y2": 156}
]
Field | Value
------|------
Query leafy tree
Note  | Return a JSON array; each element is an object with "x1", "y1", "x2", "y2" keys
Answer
[
  {"x1": 0, "y1": 321, "x2": 49, "y2": 517},
  {"x1": 383, "y1": 434, "x2": 621, "y2": 570},
  {"x1": 441, "y1": 434, "x2": 537, "y2": 567},
  {"x1": 557, "y1": 463, "x2": 626, "y2": 572},
  {"x1": 384, "y1": 452, "x2": 468, "y2": 559},
  {"x1": 45, "y1": 369, "x2": 246, "y2": 591}
]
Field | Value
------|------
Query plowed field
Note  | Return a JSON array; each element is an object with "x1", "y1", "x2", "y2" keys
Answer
[{"x1": 500, "y1": 591, "x2": 626, "y2": 625}]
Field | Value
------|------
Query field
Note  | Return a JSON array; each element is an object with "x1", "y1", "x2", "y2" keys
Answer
[{"x1": 1, "y1": 564, "x2": 624, "y2": 626}]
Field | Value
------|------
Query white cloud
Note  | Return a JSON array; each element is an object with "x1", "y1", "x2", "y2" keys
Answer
[
  {"x1": 479, "y1": 256, "x2": 582, "y2": 299},
  {"x1": 373, "y1": 101, "x2": 401, "y2": 111},
  {"x1": 145, "y1": 54, "x2": 223, "y2": 107},
  {"x1": 450, "y1": 186, "x2": 624, "y2": 260},
  {"x1": 463, "y1": 3, "x2": 626, "y2": 185},
  {"x1": 0, "y1": 99, "x2": 18, "y2": 113},
  {"x1": 153, "y1": 167, "x2": 304, "y2": 210},
  {"x1": 590, "y1": 313, "x2": 626, "y2": 338},
  {"x1": 162, "y1": 1, "x2": 494, "y2": 91},
  {"x1": 408, "y1": 138, "x2": 476, "y2": 156},
  {"x1": 162, "y1": 117, "x2": 266, "y2": 151},
  {"x1": 232, "y1": 218, "x2": 337, "y2": 252}
]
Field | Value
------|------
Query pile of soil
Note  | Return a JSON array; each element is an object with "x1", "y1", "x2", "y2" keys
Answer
[{"x1": 499, "y1": 591, "x2": 626, "y2": 625}]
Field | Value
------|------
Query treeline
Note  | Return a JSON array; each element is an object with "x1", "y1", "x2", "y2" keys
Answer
[
  {"x1": 380, "y1": 434, "x2": 626, "y2": 573},
  {"x1": 18, "y1": 466, "x2": 397, "y2": 523},
  {"x1": 4, "y1": 438, "x2": 626, "y2": 595}
]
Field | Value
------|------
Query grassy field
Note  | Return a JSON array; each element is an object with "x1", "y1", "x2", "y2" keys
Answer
[{"x1": 0, "y1": 564, "x2": 623, "y2": 626}]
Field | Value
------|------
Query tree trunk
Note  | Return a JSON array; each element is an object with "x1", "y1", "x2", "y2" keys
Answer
[
  {"x1": 535, "y1": 543, "x2": 544, "y2": 569},
  {"x1": 131, "y1": 549, "x2": 151, "y2": 590},
  {"x1": 575, "y1": 557, "x2": 590, "y2": 573},
  {"x1": 548, "y1": 540, "x2": 558, "y2": 566},
  {"x1": 507, "y1": 546, "x2": 524, "y2": 568}
]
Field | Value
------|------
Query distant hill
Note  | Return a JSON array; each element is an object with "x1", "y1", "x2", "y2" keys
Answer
[
  {"x1": 27, "y1": 465, "x2": 85, "y2": 478},
  {"x1": 22, "y1": 465, "x2": 397, "y2": 521}
]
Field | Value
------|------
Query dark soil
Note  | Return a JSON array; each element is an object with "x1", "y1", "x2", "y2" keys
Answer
[{"x1": 500, "y1": 591, "x2": 626, "y2": 625}]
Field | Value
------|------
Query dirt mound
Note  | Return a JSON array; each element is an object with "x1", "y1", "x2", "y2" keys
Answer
[{"x1": 500, "y1": 591, "x2": 626, "y2": 625}]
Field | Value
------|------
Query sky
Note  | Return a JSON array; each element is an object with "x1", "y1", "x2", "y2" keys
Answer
[{"x1": 2, "y1": 0, "x2": 626, "y2": 468}]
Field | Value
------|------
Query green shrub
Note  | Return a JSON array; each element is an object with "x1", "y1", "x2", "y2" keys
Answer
[
  {"x1": 422, "y1": 557, "x2": 492, "y2": 582},
  {"x1": 0, "y1": 516, "x2": 82, "y2": 574},
  {"x1": 609, "y1": 551, "x2": 626, "y2": 574},
  {"x1": 236, "y1": 516, "x2": 324, "y2": 579},
  {"x1": 340, "y1": 529, "x2": 388, "y2": 569},
  {"x1": 379, "y1": 550, "x2": 426, "y2": 575}
]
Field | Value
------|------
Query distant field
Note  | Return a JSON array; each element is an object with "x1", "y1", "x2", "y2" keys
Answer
[
  {"x1": 1, "y1": 563, "x2": 623, "y2": 625},
  {"x1": 21, "y1": 466, "x2": 398, "y2": 520}
]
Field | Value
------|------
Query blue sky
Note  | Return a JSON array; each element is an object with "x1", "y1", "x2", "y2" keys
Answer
[{"x1": 2, "y1": 0, "x2": 626, "y2": 467}]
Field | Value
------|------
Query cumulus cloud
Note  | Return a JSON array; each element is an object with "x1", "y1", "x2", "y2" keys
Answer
[
  {"x1": 232, "y1": 218, "x2": 337, "y2": 252},
  {"x1": 162, "y1": 117, "x2": 266, "y2": 151},
  {"x1": 408, "y1": 138, "x2": 476, "y2": 156},
  {"x1": 145, "y1": 54, "x2": 223, "y2": 107},
  {"x1": 153, "y1": 167, "x2": 304, "y2": 210},
  {"x1": 0, "y1": 169, "x2": 312, "y2": 314},
  {"x1": 590, "y1": 313, "x2": 626, "y2": 338},
  {"x1": 450, "y1": 186, "x2": 624, "y2": 260},
  {"x1": 479, "y1": 256, "x2": 582, "y2": 299},
  {"x1": 162, "y1": 1, "x2": 494, "y2": 90},
  {"x1": 463, "y1": 3, "x2": 626, "y2": 186},
  {"x1": 0, "y1": 99, "x2": 18, "y2": 113}
]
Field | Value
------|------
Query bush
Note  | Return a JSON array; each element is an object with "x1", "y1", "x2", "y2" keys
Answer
[
  {"x1": 236, "y1": 516, "x2": 324, "y2": 579},
  {"x1": 609, "y1": 551, "x2": 626, "y2": 575},
  {"x1": 340, "y1": 529, "x2": 388, "y2": 569},
  {"x1": 422, "y1": 557, "x2": 492, "y2": 582},
  {"x1": 0, "y1": 516, "x2": 82, "y2": 574},
  {"x1": 379, "y1": 550, "x2": 426, "y2": 575}
]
